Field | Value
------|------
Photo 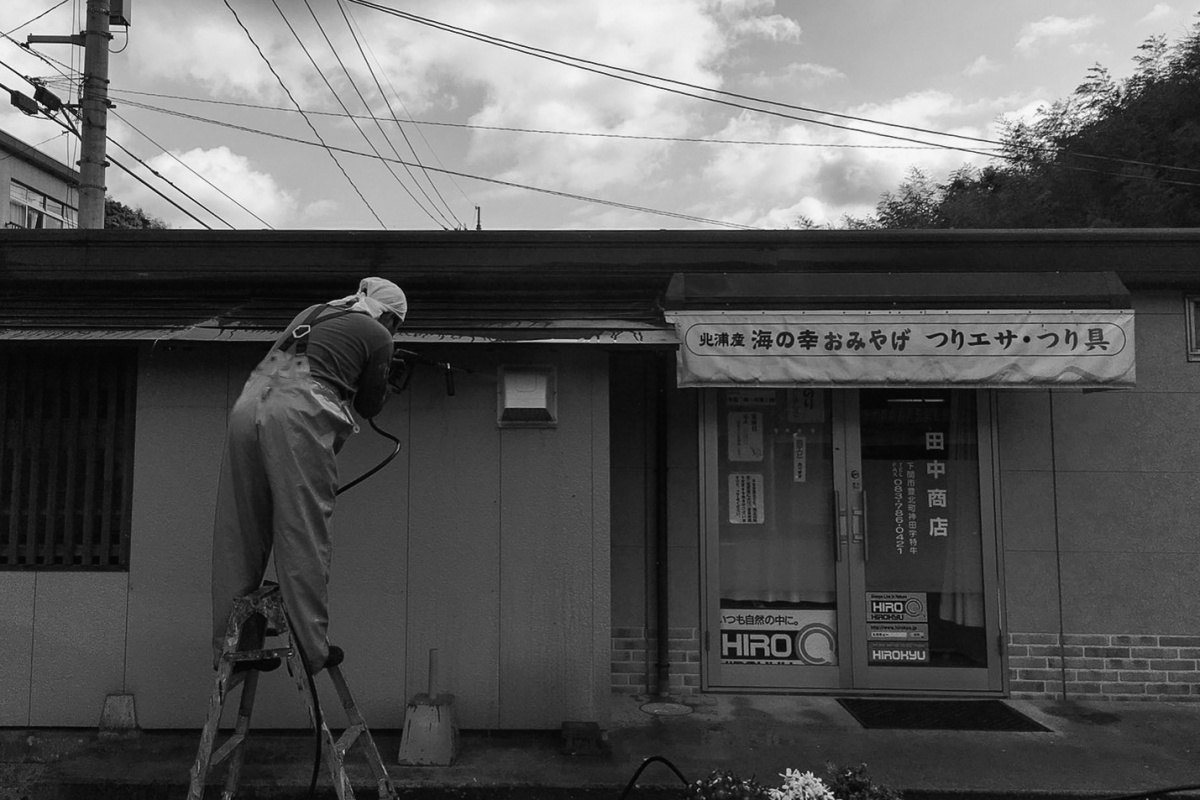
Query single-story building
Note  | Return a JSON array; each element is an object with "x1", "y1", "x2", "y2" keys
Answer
[{"x1": 2, "y1": 227, "x2": 1199, "y2": 730}]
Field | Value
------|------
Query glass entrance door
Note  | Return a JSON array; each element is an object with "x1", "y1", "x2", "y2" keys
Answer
[{"x1": 702, "y1": 388, "x2": 1002, "y2": 693}]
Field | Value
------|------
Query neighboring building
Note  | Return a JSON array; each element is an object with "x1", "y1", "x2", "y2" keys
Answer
[
  {"x1": 1, "y1": 129, "x2": 78, "y2": 230},
  {"x1": 2, "y1": 228, "x2": 1199, "y2": 731}
]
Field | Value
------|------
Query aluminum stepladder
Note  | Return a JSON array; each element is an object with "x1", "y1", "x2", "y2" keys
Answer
[{"x1": 187, "y1": 583, "x2": 398, "y2": 800}]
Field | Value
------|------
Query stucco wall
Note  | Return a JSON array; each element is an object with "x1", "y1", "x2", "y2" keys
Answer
[
  {"x1": 1001, "y1": 290, "x2": 1200, "y2": 699},
  {"x1": 5, "y1": 341, "x2": 610, "y2": 729}
]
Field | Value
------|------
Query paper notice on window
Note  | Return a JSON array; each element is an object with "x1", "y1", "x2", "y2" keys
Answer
[
  {"x1": 728, "y1": 412, "x2": 763, "y2": 461},
  {"x1": 793, "y1": 434, "x2": 807, "y2": 483},
  {"x1": 787, "y1": 388, "x2": 824, "y2": 423},
  {"x1": 729, "y1": 473, "x2": 765, "y2": 524}
]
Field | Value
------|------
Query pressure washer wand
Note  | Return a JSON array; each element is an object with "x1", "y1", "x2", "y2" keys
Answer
[{"x1": 389, "y1": 348, "x2": 470, "y2": 396}]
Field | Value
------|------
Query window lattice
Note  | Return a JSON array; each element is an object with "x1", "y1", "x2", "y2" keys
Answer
[{"x1": 1, "y1": 346, "x2": 137, "y2": 569}]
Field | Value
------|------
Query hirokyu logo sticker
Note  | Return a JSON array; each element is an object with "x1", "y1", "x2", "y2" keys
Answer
[{"x1": 867, "y1": 592, "x2": 927, "y2": 622}]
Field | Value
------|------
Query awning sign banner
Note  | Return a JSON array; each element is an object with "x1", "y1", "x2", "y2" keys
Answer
[{"x1": 666, "y1": 309, "x2": 1135, "y2": 388}]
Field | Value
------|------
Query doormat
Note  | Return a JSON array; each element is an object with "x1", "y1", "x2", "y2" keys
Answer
[{"x1": 837, "y1": 699, "x2": 1050, "y2": 732}]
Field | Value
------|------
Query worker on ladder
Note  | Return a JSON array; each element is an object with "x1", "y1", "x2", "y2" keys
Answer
[{"x1": 210, "y1": 277, "x2": 407, "y2": 675}]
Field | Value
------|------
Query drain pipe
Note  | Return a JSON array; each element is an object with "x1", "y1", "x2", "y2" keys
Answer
[{"x1": 653, "y1": 351, "x2": 671, "y2": 699}]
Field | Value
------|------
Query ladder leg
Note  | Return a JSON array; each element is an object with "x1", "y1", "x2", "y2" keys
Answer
[
  {"x1": 190, "y1": 588, "x2": 278, "y2": 800},
  {"x1": 328, "y1": 665, "x2": 398, "y2": 800},
  {"x1": 219, "y1": 668, "x2": 260, "y2": 800},
  {"x1": 188, "y1": 660, "x2": 235, "y2": 800},
  {"x1": 286, "y1": 648, "x2": 356, "y2": 800}
]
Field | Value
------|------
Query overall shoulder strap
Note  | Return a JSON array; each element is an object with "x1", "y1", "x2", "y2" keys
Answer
[{"x1": 278, "y1": 304, "x2": 357, "y2": 356}]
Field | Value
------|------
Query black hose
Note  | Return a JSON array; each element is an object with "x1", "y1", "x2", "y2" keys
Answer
[
  {"x1": 278, "y1": 603, "x2": 323, "y2": 800},
  {"x1": 616, "y1": 756, "x2": 690, "y2": 800},
  {"x1": 337, "y1": 417, "x2": 403, "y2": 496}
]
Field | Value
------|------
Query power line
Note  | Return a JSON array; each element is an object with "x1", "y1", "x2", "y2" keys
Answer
[
  {"x1": 50, "y1": 113, "x2": 214, "y2": 229},
  {"x1": 109, "y1": 154, "x2": 213, "y2": 229},
  {"x1": 0, "y1": 131, "x2": 68, "y2": 162},
  {"x1": 110, "y1": 109, "x2": 275, "y2": 228},
  {"x1": 3, "y1": 1, "x2": 70, "y2": 38},
  {"x1": 222, "y1": 0, "x2": 387, "y2": 228},
  {"x1": 347, "y1": 0, "x2": 1200, "y2": 182},
  {"x1": 1, "y1": 32, "x2": 80, "y2": 79},
  {"x1": 341, "y1": 0, "x2": 475, "y2": 210},
  {"x1": 285, "y1": 0, "x2": 452, "y2": 228},
  {"x1": 334, "y1": 0, "x2": 465, "y2": 226},
  {"x1": 55, "y1": 104, "x2": 234, "y2": 227},
  {"x1": 104, "y1": 87, "x2": 986, "y2": 152},
  {"x1": 115, "y1": 98, "x2": 759, "y2": 229},
  {"x1": 105, "y1": 133, "x2": 236, "y2": 228},
  {"x1": 344, "y1": 2, "x2": 1008, "y2": 157}
]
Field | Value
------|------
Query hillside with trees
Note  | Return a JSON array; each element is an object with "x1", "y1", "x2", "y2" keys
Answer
[{"x1": 867, "y1": 18, "x2": 1200, "y2": 229}]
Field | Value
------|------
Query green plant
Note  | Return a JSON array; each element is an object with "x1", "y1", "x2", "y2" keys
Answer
[
  {"x1": 824, "y1": 763, "x2": 902, "y2": 800},
  {"x1": 686, "y1": 769, "x2": 771, "y2": 800}
]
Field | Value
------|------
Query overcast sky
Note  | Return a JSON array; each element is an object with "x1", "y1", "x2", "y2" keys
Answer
[{"x1": 2, "y1": 1, "x2": 1195, "y2": 230}]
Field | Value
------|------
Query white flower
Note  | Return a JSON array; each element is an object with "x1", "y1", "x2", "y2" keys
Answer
[{"x1": 768, "y1": 768, "x2": 838, "y2": 800}]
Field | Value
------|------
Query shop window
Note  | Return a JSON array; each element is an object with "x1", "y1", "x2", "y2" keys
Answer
[
  {"x1": 0, "y1": 345, "x2": 137, "y2": 569},
  {"x1": 8, "y1": 181, "x2": 77, "y2": 229},
  {"x1": 1189, "y1": 296, "x2": 1200, "y2": 362}
]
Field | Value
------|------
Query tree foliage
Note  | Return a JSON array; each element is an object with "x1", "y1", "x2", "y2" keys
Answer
[
  {"x1": 870, "y1": 18, "x2": 1200, "y2": 228},
  {"x1": 104, "y1": 197, "x2": 168, "y2": 229}
]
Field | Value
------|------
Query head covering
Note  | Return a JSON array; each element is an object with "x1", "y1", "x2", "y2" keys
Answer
[{"x1": 330, "y1": 277, "x2": 407, "y2": 323}]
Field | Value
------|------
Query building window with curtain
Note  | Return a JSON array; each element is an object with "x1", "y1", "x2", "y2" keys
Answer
[
  {"x1": 8, "y1": 182, "x2": 78, "y2": 229},
  {"x1": 0, "y1": 345, "x2": 137, "y2": 569}
]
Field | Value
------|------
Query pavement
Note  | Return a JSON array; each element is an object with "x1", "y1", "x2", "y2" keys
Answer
[{"x1": 3, "y1": 693, "x2": 1200, "y2": 800}]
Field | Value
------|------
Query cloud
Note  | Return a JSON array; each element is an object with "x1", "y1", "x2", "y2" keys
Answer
[
  {"x1": 1015, "y1": 15, "x2": 1101, "y2": 55},
  {"x1": 107, "y1": 144, "x2": 299, "y2": 229},
  {"x1": 746, "y1": 62, "x2": 845, "y2": 91},
  {"x1": 689, "y1": 87, "x2": 1029, "y2": 229},
  {"x1": 730, "y1": 15, "x2": 802, "y2": 42},
  {"x1": 425, "y1": 0, "x2": 730, "y2": 193},
  {"x1": 1140, "y1": 4, "x2": 1173, "y2": 24},
  {"x1": 710, "y1": 0, "x2": 801, "y2": 44},
  {"x1": 963, "y1": 56, "x2": 999, "y2": 77}
]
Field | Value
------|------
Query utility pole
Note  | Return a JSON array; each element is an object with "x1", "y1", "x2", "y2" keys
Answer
[
  {"x1": 29, "y1": 0, "x2": 118, "y2": 229},
  {"x1": 79, "y1": 0, "x2": 112, "y2": 229}
]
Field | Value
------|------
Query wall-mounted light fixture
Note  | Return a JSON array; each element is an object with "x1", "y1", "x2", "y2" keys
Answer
[{"x1": 497, "y1": 365, "x2": 556, "y2": 428}]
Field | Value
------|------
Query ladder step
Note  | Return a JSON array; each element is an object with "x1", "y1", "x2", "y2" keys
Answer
[
  {"x1": 210, "y1": 732, "x2": 245, "y2": 767},
  {"x1": 225, "y1": 647, "x2": 291, "y2": 662}
]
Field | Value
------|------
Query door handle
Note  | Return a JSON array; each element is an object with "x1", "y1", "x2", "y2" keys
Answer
[{"x1": 861, "y1": 490, "x2": 870, "y2": 563}]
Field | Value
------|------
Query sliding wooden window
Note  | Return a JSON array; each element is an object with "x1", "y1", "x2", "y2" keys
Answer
[{"x1": 1, "y1": 345, "x2": 137, "y2": 569}]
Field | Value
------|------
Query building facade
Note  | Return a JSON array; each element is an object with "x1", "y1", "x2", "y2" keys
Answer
[
  {"x1": 1, "y1": 130, "x2": 78, "y2": 230},
  {"x1": 2, "y1": 229, "x2": 1199, "y2": 731}
]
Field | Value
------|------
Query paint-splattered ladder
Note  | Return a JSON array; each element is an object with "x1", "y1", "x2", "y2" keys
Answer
[{"x1": 187, "y1": 583, "x2": 397, "y2": 800}]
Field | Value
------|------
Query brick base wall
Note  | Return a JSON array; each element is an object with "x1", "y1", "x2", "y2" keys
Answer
[
  {"x1": 613, "y1": 629, "x2": 1200, "y2": 700},
  {"x1": 611, "y1": 627, "x2": 701, "y2": 697},
  {"x1": 1009, "y1": 632, "x2": 1200, "y2": 701}
]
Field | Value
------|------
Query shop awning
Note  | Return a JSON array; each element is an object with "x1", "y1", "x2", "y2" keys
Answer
[{"x1": 663, "y1": 272, "x2": 1135, "y2": 388}]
